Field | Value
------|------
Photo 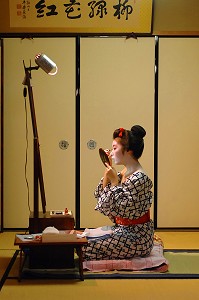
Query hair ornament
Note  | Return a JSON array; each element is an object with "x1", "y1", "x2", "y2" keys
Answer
[{"x1": 118, "y1": 127, "x2": 125, "y2": 137}]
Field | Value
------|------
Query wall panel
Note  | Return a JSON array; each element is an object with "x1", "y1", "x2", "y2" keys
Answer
[
  {"x1": 80, "y1": 37, "x2": 155, "y2": 228},
  {"x1": 4, "y1": 38, "x2": 76, "y2": 228},
  {"x1": 158, "y1": 38, "x2": 199, "y2": 227}
]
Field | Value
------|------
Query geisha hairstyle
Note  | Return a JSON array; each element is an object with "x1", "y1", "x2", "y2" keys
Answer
[{"x1": 113, "y1": 125, "x2": 146, "y2": 159}]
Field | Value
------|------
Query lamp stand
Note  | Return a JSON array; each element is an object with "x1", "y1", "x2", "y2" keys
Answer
[
  {"x1": 23, "y1": 62, "x2": 75, "y2": 234},
  {"x1": 23, "y1": 63, "x2": 46, "y2": 218}
]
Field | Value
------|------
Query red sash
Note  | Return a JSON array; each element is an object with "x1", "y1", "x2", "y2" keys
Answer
[{"x1": 115, "y1": 210, "x2": 150, "y2": 226}]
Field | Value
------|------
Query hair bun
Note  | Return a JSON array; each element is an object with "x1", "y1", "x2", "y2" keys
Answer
[{"x1": 131, "y1": 125, "x2": 146, "y2": 139}]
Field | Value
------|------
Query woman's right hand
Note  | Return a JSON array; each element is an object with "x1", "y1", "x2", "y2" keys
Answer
[
  {"x1": 102, "y1": 149, "x2": 113, "y2": 188},
  {"x1": 104, "y1": 163, "x2": 118, "y2": 187}
]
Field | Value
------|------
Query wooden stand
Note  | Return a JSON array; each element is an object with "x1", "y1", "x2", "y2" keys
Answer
[{"x1": 29, "y1": 211, "x2": 75, "y2": 234}]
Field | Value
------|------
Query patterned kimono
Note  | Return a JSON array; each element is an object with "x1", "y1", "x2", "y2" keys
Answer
[{"x1": 82, "y1": 171, "x2": 154, "y2": 261}]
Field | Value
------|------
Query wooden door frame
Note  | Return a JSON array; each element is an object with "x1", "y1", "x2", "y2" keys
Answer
[{"x1": 0, "y1": 38, "x2": 4, "y2": 232}]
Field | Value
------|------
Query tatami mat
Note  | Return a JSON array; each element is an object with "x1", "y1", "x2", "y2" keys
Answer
[{"x1": 0, "y1": 231, "x2": 199, "y2": 300}]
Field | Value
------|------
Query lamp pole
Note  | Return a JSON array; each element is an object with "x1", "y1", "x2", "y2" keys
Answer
[{"x1": 23, "y1": 64, "x2": 46, "y2": 217}]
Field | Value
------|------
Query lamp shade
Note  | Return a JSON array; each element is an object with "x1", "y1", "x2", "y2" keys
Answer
[{"x1": 35, "y1": 53, "x2": 58, "y2": 75}]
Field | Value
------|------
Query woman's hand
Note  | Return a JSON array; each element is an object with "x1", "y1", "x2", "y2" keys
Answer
[
  {"x1": 104, "y1": 163, "x2": 118, "y2": 187},
  {"x1": 102, "y1": 149, "x2": 117, "y2": 188}
]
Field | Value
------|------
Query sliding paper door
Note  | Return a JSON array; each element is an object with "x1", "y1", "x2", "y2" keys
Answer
[
  {"x1": 158, "y1": 38, "x2": 199, "y2": 228},
  {"x1": 80, "y1": 37, "x2": 155, "y2": 228},
  {"x1": 4, "y1": 38, "x2": 76, "y2": 228}
]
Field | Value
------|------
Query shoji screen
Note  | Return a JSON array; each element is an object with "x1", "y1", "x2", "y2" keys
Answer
[
  {"x1": 80, "y1": 37, "x2": 155, "y2": 228},
  {"x1": 4, "y1": 38, "x2": 76, "y2": 228},
  {"x1": 158, "y1": 38, "x2": 199, "y2": 228}
]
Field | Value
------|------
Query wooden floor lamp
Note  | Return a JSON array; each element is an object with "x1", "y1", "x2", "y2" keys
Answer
[{"x1": 23, "y1": 54, "x2": 58, "y2": 232}]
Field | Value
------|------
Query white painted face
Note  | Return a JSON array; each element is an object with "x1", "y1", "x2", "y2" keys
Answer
[{"x1": 110, "y1": 139, "x2": 124, "y2": 165}]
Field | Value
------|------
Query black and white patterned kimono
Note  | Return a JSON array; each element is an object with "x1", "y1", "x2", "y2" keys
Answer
[{"x1": 82, "y1": 171, "x2": 154, "y2": 261}]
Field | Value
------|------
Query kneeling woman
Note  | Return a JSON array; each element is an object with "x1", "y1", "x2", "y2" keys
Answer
[{"x1": 82, "y1": 125, "x2": 154, "y2": 261}]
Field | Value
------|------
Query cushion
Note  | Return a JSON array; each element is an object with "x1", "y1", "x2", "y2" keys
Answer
[{"x1": 83, "y1": 241, "x2": 168, "y2": 273}]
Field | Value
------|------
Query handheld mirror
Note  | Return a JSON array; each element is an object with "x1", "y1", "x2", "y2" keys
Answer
[{"x1": 99, "y1": 148, "x2": 110, "y2": 167}]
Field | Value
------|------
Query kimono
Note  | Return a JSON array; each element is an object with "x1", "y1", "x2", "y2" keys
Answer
[{"x1": 82, "y1": 171, "x2": 154, "y2": 261}]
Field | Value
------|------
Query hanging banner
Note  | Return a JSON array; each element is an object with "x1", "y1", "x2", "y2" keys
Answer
[{"x1": 9, "y1": 0, "x2": 153, "y2": 33}]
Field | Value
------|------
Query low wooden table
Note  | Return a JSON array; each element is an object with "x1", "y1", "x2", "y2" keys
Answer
[{"x1": 14, "y1": 233, "x2": 88, "y2": 281}]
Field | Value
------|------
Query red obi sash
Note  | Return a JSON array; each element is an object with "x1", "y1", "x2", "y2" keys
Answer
[{"x1": 115, "y1": 210, "x2": 150, "y2": 226}]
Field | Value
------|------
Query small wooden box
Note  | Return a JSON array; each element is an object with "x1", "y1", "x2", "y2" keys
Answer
[
  {"x1": 29, "y1": 211, "x2": 75, "y2": 233},
  {"x1": 28, "y1": 245, "x2": 75, "y2": 269}
]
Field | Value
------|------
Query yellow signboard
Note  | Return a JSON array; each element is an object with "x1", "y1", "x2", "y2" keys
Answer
[{"x1": 9, "y1": 0, "x2": 153, "y2": 33}]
